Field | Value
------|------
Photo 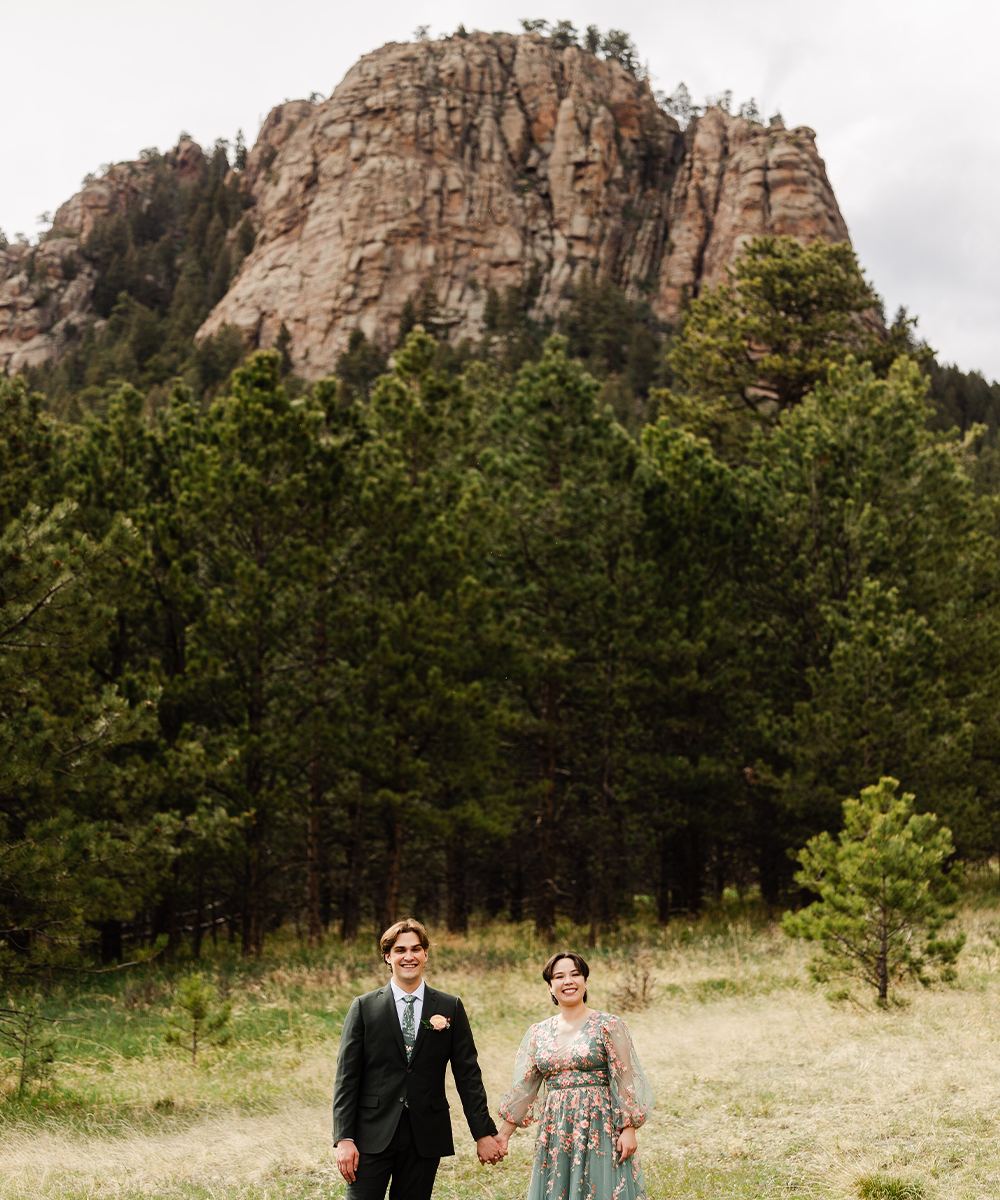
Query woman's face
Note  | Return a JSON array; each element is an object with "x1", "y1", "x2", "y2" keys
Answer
[{"x1": 549, "y1": 957, "x2": 587, "y2": 1008}]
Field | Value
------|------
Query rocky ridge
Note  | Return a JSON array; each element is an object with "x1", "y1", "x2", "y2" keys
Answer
[
  {"x1": 0, "y1": 141, "x2": 205, "y2": 375},
  {"x1": 2, "y1": 32, "x2": 849, "y2": 380}
]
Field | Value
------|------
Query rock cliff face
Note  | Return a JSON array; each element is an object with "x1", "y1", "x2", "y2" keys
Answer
[
  {"x1": 0, "y1": 141, "x2": 204, "y2": 374},
  {"x1": 0, "y1": 238, "x2": 97, "y2": 374},
  {"x1": 4, "y1": 33, "x2": 848, "y2": 381},
  {"x1": 201, "y1": 32, "x2": 848, "y2": 378},
  {"x1": 658, "y1": 109, "x2": 849, "y2": 316}
]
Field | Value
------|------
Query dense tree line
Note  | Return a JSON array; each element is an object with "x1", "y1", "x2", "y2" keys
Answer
[{"x1": 3, "y1": 235, "x2": 1000, "y2": 978}]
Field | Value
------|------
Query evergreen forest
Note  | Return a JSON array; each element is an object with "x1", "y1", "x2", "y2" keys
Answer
[{"x1": 5, "y1": 123, "x2": 1000, "y2": 978}]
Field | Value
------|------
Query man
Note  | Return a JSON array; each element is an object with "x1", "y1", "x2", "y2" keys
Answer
[{"x1": 333, "y1": 918, "x2": 504, "y2": 1200}]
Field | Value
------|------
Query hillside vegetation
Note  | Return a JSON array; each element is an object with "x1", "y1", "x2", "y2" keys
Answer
[{"x1": 5, "y1": 229, "x2": 1000, "y2": 981}]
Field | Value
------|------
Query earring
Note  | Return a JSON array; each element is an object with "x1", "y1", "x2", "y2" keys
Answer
[{"x1": 551, "y1": 992, "x2": 559, "y2": 1005}]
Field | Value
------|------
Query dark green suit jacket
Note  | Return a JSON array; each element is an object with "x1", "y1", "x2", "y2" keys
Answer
[{"x1": 332, "y1": 983, "x2": 498, "y2": 1158}]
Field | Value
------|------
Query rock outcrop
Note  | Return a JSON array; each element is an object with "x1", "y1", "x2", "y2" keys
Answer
[
  {"x1": 200, "y1": 33, "x2": 679, "y2": 373},
  {"x1": 658, "y1": 110, "x2": 848, "y2": 315},
  {"x1": 3, "y1": 33, "x2": 849, "y2": 381},
  {"x1": 0, "y1": 238, "x2": 97, "y2": 374},
  {"x1": 200, "y1": 32, "x2": 848, "y2": 378},
  {"x1": 0, "y1": 141, "x2": 205, "y2": 374}
]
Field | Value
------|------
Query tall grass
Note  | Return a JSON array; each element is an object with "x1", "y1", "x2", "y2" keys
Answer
[{"x1": 3, "y1": 883, "x2": 1000, "y2": 1197}]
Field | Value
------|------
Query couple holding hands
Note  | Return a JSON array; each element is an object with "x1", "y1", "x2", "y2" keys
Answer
[{"x1": 333, "y1": 919, "x2": 654, "y2": 1200}]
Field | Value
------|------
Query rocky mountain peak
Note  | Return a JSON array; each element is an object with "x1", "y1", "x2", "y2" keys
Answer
[
  {"x1": 2, "y1": 31, "x2": 849, "y2": 382},
  {"x1": 200, "y1": 31, "x2": 847, "y2": 378}
]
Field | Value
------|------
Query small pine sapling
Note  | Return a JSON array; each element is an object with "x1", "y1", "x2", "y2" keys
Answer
[
  {"x1": 0, "y1": 1003, "x2": 61, "y2": 1097},
  {"x1": 164, "y1": 973, "x2": 232, "y2": 1063},
  {"x1": 783, "y1": 777, "x2": 966, "y2": 1003}
]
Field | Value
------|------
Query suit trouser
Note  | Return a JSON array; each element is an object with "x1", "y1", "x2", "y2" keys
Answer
[{"x1": 346, "y1": 1109, "x2": 441, "y2": 1200}]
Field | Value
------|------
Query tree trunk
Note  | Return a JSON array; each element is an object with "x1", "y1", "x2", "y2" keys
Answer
[
  {"x1": 484, "y1": 852, "x2": 505, "y2": 919},
  {"x1": 656, "y1": 827, "x2": 671, "y2": 923},
  {"x1": 341, "y1": 789, "x2": 365, "y2": 943},
  {"x1": 755, "y1": 794, "x2": 785, "y2": 906},
  {"x1": 307, "y1": 605, "x2": 327, "y2": 947},
  {"x1": 386, "y1": 806, "x2": 403, "y2": 925},
  {"x1": 510, "y1": 845, "x2": 524, "y2": 924},
  {"x1": 878, "y1": 906, "x2": 889, "y2": 1002},
  {"x1": 445, "y1": 837, "x2": 468, "y2": 934},
  {"x1": 99, "y1": 919, "x2": 123, "y2": 964},
  {"x1": 245, "y1": 618, "x2": 266, "y2": 957},
  {"x1": 590, "y1": 720, "x2": 614, "y2": 947},
  {"x1": 246, "y1": 815, "x2": 266, "y2": 957},
  {"x1": 192, "y1": 870, "x2": 204, "y2": 960},
  {"x1": 535, "y1": 676, "x2": 558, "y2": 942},
  {"x1": 167, "y1": 863, "x2": 179, "y2": 957},
  {"x1": 713, "y1": 840, "x2": 726, "y2": 902},
  {"x1": 307, "y1": 799, "x2": 322, "y2": 947},
  {"x1": 154, "y1": 889, "x2": 176, "y2": 960},
  {"x1": 678, "y1": 824, "x2": 704, "y2": 914},
  {"x1": 240, "y1": 863, "x2": 251, "y2": 953}
]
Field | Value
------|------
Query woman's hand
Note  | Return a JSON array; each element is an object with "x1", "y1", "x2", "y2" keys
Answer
[
  {"x1": 496, "y1": 1118, "x2": 517, "y2": 1155},
  {"x1": 615, "y1": 1127, "x2": 638, "y2": 1163}
]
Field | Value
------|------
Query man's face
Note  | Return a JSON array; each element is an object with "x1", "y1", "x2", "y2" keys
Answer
[{"x1": 387, "y1": 934, "x2": 428, "y2": 988}]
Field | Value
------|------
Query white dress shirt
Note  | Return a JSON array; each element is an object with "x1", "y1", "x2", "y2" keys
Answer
[{"x1": 390, "y1": 978, "x2": 426, "y2": 1031}]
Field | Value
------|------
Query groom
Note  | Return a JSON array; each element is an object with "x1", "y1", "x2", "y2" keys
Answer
[{"x1": 333, "y1": 918, "x2": 504, "y2": 1200}]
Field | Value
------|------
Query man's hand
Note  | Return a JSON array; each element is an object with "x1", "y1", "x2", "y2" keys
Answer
[
  {"x1": 477, "y1": 1134, "x2": 505, "y2": 1165},
  {"x1": 336, "y1": 1139, "x2": 360, "y2": 1183}
]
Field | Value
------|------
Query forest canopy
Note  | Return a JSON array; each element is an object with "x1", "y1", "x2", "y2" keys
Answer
[{"x1": 5, "y1": 214, "x2": 1000, "y2": 974}]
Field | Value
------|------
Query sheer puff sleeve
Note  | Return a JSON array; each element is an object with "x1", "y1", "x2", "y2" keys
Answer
[
  {"x1": 497, "y1": 1023, "x2": 545, "y2": 1128},
  {"x1": 600, "y1": 1014, "x2": 654, "y2": 1130}
]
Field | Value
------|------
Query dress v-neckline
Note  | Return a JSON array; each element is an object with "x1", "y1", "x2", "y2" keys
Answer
[{"x1": 552, "y1": 1011, "x2": 593, "y2": 1055}]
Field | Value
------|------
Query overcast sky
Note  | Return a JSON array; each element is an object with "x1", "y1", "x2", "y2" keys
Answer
[{"x1": 4, "y1": 0, "x2": 997, "y2": 378}]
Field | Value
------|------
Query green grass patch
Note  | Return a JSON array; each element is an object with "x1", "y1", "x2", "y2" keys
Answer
[{"x1": 856, "y1": 1175, "x2": 926, "y2": 1200}]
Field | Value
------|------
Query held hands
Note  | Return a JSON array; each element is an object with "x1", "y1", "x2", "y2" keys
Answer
[
  {"x1": 615, "y1": 1127, "x2": 638, "y2": 1163},
  {"x1": 339, "y1": 1134, "x2": 507, "y2": 1173},
  {"x1": 477, "y1": 1134, "x2": 506, "y2": 1165},
  {"x1": 335, "y1": 1140, "x2": 360, "y2": 1183},
  {"x1": 485, "y1": 1118, "x2": 515, "y2": 1164}
]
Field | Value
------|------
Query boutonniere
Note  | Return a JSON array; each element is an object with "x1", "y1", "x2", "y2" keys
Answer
[{"x1": 422, "y1": 1014, "x2": 451, "y2": 1031}]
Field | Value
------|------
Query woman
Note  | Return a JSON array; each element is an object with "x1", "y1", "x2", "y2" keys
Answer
[{"x1": 496, "y1": 951, "x2": 654, "y2": 1200}]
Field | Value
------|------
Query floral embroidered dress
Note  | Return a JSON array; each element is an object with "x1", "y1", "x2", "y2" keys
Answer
[{"x1": 499, "y1": 1011, "x2": 654, "y2": 1200}]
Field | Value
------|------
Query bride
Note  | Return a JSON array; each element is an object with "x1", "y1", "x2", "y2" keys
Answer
[{"x1": 495, "y1": 951, "x2": 654, "y2": 1200}]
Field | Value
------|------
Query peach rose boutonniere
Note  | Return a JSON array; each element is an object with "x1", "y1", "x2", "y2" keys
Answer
[{"x1": 423, "y1": 1014, "x2": 451, "y2": 1031}]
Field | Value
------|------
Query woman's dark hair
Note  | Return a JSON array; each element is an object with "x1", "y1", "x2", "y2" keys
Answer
[{"x1": 542, "y1": 951, "x2": 590, "y2": 1005}]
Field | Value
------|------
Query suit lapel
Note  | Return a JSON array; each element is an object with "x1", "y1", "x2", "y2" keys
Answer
[
  {"x1": 407, "y1": 985, "x2": 436, "y2": 1066},
  {"x1": 382, "y1": 985, "x2": 408, "y2": 1061}
]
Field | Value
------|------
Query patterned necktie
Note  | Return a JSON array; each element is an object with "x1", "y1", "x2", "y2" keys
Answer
[{"x1": 401, "y1": 994, "x2": 417, "y2": 1061}]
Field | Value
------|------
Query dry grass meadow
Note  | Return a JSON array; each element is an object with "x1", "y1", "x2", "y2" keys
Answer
[{"x1": 5, "y1": 889, "x2": 1000, "y2": 1200}]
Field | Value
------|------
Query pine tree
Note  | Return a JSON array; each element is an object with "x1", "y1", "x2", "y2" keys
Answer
[
  {"x1": 659, "y1": 236, "x2": 923, "y2": 456},
  {"x1": 487, "y1": 336, "x2": 638, "y2": 938},
  {"x1": 348, "y1": 331, "x2": 501, "y2": 929},
  {"x1": 0, "y1": 1002, "x2": 61, "y2": 1096},
  {"x1": 335, "y1": 329, "x2": 388, "y2": 401},
  {"x1": 627, "y1": 421, "x2": 747, "y2": 913},
  {"x1": 783, "y1": 778, "x2": 965, "y2": 1002},
  {"x1": 742, "y1": 358, "x2": 996, "y2": 855},
  {"x1": 164, "y1": 972, "x2": 231, "y2": 1061},
  {"x1": 176, "y1": 351, "x2": 326, "y2": 954}
]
